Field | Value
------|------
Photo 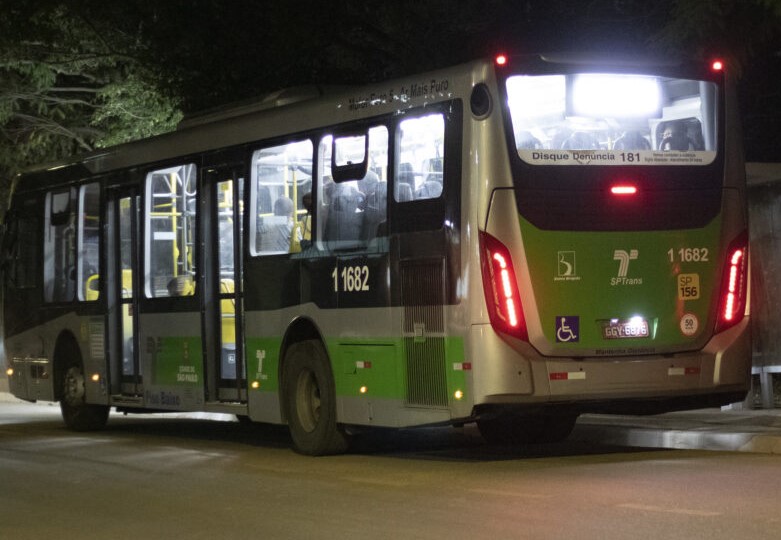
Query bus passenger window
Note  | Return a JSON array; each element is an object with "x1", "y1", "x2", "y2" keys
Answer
[
  {"x1": 5, "y1": 199, "x2": 40, "y2": 290},
  {"x1": 78, "y1": 182, "x2": 101, "y2": 301},
  {"x1": 44, "y1": 189, "x2": 76, "y2": 303},
  {"x1": 317, "y1": 125, "x2": 388, "y2": 250},
  {"x1": 144, "y1": 164, "x2": 197, "y2": 298},
  {"x1": 395, "y1": 113, "x2": 445, "y2": 202},
  {"x1": 250, "y1": 140, "x2": 313, "y2": 256}
]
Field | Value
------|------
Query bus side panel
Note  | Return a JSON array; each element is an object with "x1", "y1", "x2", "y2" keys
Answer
[
  {"x1": 5, "y1": 312, "x2": 109, "y2": 405},
  {"x1": 137, "y1": 312, "x2": 204, "y2": 410}
]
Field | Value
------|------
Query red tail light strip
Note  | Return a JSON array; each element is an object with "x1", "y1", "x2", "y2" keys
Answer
[
  {"x1": 715, "y1": 232, "x2": 748, "y2": 333},
  {"x1": 479, "y1": 231, "x2": 528, "y2": 341}
]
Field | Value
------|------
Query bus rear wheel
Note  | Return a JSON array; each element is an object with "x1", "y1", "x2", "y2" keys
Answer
[
  {"x1": 60, "y1": 362, "x2": 109, "y2": 432},
  {"x1": 282, "y1": 340, "x2": 348, "y2": 455},
  {"x1": 477, "y1": 413, "x2": 578, "y2": 445}
]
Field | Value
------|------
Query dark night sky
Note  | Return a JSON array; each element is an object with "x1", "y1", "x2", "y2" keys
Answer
[
  {"x1": 1, "y1": 0, "x2": 778, "y2": 163},
  {"x1": 135, "y1": 1, "x2": 778, "y2": 161}
]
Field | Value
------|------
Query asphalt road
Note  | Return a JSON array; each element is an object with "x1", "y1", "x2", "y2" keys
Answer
[{"x1": 1, "y1": 401, "x2": 780, "y2": 540}]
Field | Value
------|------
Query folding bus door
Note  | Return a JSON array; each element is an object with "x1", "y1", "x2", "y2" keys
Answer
[{"x1": 201, "y1": 166, "x2": 246, "y2": 403}]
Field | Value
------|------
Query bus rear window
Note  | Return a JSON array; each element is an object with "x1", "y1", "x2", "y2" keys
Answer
[{"x1": 505, "y1": 73, "x2": 718, "y2": 166}]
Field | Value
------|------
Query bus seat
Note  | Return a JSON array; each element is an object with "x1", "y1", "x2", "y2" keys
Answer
[
  {"x1": 395, "y1": 182, "x2": 413, "y2": 202},
  {"x1": 85, "y1": 273, "x2": 100, "y2": 301},
  {"x1": 257, "y1": 185, "x2": 272, "y2": 214},
  {"x1": 398, "y1": 162, "x2": 416, "y2": 190},
  {"x1": 325, "y1": 183, "x2": 363, "y2": 243},
  {"x1": 561, "y1": 131, "x2": 599, "y2": 150},
  {"x1": 121, "y1": 268, "x2": 133, "y2": 298},
  {"x1": 257, "y1": 215, "x2": 293, "y2": 253},
  {"x1": 219, "y1": 278, "x2": 236, "y2": 344},
  {"x1": 357, "y1": 170, "x2": 379, "y2": 197},
  {"x1": 415, "y1": 174, "x2": 443, "y2": 199},
  {"x1": 613, "y1": 131, "x2": 651, "y2": 151},
  {"x1": 362, "y1": 182, "x2": 387, "y2": 240},
  {"x1": 516, "y1": 130, "x2": 543, "y2": 150},
  {"x1": 257, "y1": 197, "x2": 294, "y2": 253},
  {"x1": 167, "y1": 274, "x2": 195, "y2": 296}
]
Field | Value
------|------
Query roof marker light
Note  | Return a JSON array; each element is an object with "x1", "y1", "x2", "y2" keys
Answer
[
  {"x1": 611, "y1": 185, "x2": 637, "y2": 196},
  {"x1": 712, "y1": 60, "x2": 724, "y2": 71},
  {"x1": 495, "y1": 54, "x2": 508, "y2": 66}
]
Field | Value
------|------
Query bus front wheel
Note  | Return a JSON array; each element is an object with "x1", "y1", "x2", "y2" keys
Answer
[
  {"x1": 282, "y1": 340, "x2": 348, "y2": 456},
  {"x1": 60, "y1": 360, "x2": 109, "y2": 432}
]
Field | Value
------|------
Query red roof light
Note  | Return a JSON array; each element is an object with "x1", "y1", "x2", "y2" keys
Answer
[
  {"x1": 712, "y1": 60, "x2": 724, "y2": 71},
  {"x1": 610, "y1": 185, "x2": 637, "y2": 196},
  {"x1": 495, "y1": 54, "x2": 508, "y2": 66}
]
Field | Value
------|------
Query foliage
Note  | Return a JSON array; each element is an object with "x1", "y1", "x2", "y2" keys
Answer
[
  {"x1": 651, "y1": 0, "x2": 781, "y2": 73},
  {"x1": 0, "y1": 1, "x2": 181, "y2": 201},
  {"x1": 0, "y1": 0, "x2": 779, "y2": 204}
]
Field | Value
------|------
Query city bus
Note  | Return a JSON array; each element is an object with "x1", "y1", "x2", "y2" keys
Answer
[{"x1": 2, "y1": 53, "x2": 750, "y2": 455}]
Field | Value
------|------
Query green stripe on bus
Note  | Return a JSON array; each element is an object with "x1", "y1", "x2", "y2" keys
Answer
[
  {"x1": 245, "y1": 336, "x2": 467, "y2": 402},
  {"x1": 520, "y1": 215, "x2": 723, "y2": 349}
]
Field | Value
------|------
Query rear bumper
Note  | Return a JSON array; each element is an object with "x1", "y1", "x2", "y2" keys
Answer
[{"x1": 469, "y1": 317, "x2": 751, "y2": 411}]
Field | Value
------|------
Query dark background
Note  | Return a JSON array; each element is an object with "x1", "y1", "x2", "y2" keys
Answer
[{"x1": 1, "y1": 0, "x2": 779, "y2": 187}]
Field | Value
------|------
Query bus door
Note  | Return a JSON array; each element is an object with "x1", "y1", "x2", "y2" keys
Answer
[
  {"x1": 390, "y1": 104, "x2": 463, "y2": 414},
  {"x1": 136, "y1": 164, "x2": 203, "y2": 410},
  {"x1": 106, "y1": 189, "x2": 142, "y2": 396},
  {"x1": 201, "y1": 166, "x2": 245, "y2": 402}
]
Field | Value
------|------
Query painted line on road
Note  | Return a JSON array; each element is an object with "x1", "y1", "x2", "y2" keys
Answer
[
  {"x1": 617, "y1": 503, "x2": 721, "y2": 517},
  {"x1": 347, "y1": 477, "x2": 411, "y2": 488},
  {"x1": 469, "y1": 488, "x2": 554, "y2": 499}
]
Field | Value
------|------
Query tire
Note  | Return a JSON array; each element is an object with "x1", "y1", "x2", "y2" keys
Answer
[
  {"x1": 282, "y1": 340, "x2": 348, "y2": 455},
  {"x1": 477, "y1": 413, "x2": 578, "y2": 445},
  {"x1": 59, "y1": 355, "x2": 109, "y2": 432}
]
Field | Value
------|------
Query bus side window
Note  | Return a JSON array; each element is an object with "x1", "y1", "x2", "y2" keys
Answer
[
  {"x1": 144, "y1": 164, "x2": 197, "y2": 298},
  {"x1": 395, "y1": 113, "x2": 445, "y2": 202},
  {"x1": 4, "y1": 199, "x2": 40, "y2": 290},
  {"x1": 44, "y1": 189, "x2": 76, "y2": 303},
  {"x1": 250, "y1": 140, "x2": 313, "y2": 256},
  {"x1": 317, "y1": 125, "x2": 389, "y2": 251},
  {"x1": 78, "y1": 182, "x2": 101, "y2": 301}
]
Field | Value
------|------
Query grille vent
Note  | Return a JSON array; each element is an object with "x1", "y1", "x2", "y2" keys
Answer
[{"x1": 401, "y1": 260, "x2": 447, "y2": 408}]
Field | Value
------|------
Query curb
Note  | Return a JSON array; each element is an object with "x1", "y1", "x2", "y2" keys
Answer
[
  {"x1": 0, "y1": 391, "x2": 21, "y2": 403},
  {"x1": 573, "y1": 417, "x2": 781, "y2": 455}
]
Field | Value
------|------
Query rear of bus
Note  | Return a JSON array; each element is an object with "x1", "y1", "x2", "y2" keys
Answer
[{"x1": 472, "y1": 55, "x2": 750, "y2": 434}]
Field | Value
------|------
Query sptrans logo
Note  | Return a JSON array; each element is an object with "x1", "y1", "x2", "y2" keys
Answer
[{"x1": 611, "y1": 249, "x2": 642, "y2": 286}]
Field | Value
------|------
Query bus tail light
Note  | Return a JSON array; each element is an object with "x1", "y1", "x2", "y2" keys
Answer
[
  {"x1": 610, "y1": 184, "x2": 637, "y2": 196},
  {"x1": 715, "y1": 232, "x2": 748, "y2": 333},
  {"x1": 479, "y1": 231, "x2": 528, "y2": 341}
]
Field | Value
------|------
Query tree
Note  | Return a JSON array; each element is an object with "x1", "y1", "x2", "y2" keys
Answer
[
  {"x1": 1, "y1": 0, "x2": 778, "y2": 199},
  {"x1": 0, "y1": 1, "x2": 181, "y2": 201}
]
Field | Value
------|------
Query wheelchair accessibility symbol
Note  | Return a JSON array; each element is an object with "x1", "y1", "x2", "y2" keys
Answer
[{"x1": 556, "y1": 316, "x2": 580, "y2": 343}]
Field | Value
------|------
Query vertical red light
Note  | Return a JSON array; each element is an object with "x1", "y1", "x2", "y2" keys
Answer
[
  {"x1": 480, "y1": 231, "x2": 527, "y2": 341},
  {"x1": 715, "y1": 232, "x2": 748, "y2": 333}
]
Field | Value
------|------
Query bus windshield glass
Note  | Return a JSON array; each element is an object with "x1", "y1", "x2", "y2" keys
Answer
[{"x1": 505, "y1": 73, "x2": 718, "y2": 166}]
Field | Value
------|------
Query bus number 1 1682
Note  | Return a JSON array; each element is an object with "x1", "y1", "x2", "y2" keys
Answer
[{"x1": 332, "y1": 265, "x2": 370, "y2": 292}]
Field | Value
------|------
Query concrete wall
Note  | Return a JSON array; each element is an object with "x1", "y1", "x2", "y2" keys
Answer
[{"x1": 747, "y1": 163, "x2": 781, "y2": 408}]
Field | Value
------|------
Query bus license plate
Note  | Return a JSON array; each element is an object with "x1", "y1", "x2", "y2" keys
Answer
[{"x1": 601, "y1": 319, "x2": 649, "y2": 339}]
